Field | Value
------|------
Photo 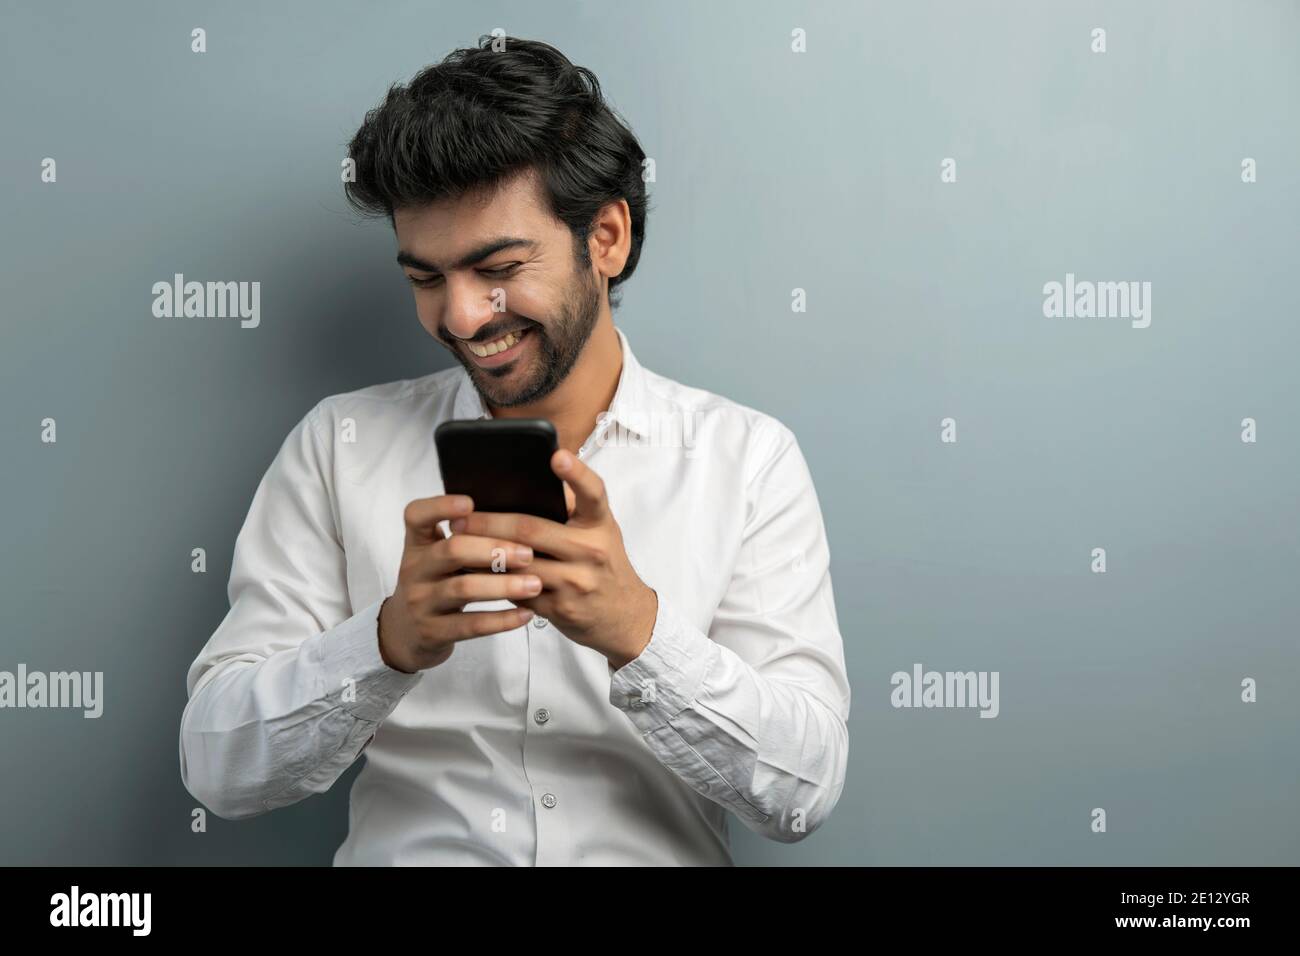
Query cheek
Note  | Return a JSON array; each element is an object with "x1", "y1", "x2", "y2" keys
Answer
[
  {"x1": 490, "y1": 270, "x2": 543, "y2": 308},
  {"x1": 500, "y1": 285, "x2": 546, "y2": 324}
]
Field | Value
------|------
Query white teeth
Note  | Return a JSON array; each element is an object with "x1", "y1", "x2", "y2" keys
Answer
[{"x1": 468, "y1": 330, "x2": 521, "y2": 358}]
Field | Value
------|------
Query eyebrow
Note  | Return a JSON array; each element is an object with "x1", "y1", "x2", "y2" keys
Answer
[{"x1": 396, "y1": 237, "x2": 536, "y2": 275}]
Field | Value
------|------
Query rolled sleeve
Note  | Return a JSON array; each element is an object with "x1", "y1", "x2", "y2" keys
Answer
[
  {"x1": 609, "y1": 598, "x2": 717, "y2": 733},
  {"x1": 180, "y1": 405, "x2": 422, "y2": 820},
  {"x1": 320, "y1": 597, "x2": 422, "y2": 722},
  {"x1": 606, "y1": 419, "x2": 851, "y2": 842}
]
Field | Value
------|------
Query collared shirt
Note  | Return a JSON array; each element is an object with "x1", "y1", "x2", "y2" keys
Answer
[{"x1": 179, "y1": 328, "x2": 850, "y2": 865}]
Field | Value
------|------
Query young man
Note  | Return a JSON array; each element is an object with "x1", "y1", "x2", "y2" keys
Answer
[{"x1": 180, "y1": 36, "x2": 850, "y2": 866}]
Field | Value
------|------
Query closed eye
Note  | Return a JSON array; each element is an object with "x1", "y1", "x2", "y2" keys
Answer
[{"x1": 406, "y1": 263, "x2": 520, "y2": 288}]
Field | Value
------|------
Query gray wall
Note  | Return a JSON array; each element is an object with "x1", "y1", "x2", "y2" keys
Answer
[{"x1": 1, "y1": 0, "x2": 1296, "y2": 865}]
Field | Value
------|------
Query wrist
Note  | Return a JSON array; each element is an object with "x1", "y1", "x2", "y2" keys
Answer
[
  {"x1": 377, "y1": 596, "x2": 417, "y2": 675},
  {"x1": 608, "y1": 586, "x2": 657, "y2": 671}
]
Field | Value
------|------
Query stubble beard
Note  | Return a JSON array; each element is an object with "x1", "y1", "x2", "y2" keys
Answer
[{"x1": 448, "y1": 263, "x2": 603, "y2": 409}]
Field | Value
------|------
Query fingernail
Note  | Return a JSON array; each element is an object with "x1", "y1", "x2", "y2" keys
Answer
[
  {"x1": 518, "y1": 608, "x2": 534, "y2": 623},
  {"x1": 449, "y1": 517, "x2": 467, "y2": 533},
  {"x1": 554, "y1": 452, "x2": 571, "y2": 473},
  {"x1": 454, "y1": 496, "x2": 472, "y2": 513},
  {"x1": 513, "y1": 545, "x2": 534, "y2": 564},
  {"x1": 521, "y1": 576, "x2": 542, "y2": 594}
]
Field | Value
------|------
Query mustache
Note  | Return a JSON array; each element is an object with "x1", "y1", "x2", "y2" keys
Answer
[{"x1": 440, "y1": 320, "x2": 536, "y2": 345}]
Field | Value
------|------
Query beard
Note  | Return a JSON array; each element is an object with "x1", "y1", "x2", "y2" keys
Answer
[{"x1": 438, "y1": 261, "x2": 602, "y2": 409}]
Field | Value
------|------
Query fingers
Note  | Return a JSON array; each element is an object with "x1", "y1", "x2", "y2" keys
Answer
[
  {"x1": 425, "y1": 571, "x2": 544, "y2": 613},
  {"x1": 404, "y1": 495, "x2": 473, "y2": 547},
  {"x1": 439, "y1": 606, "x2": 536, "y2": 642},
  {"x1": 449, "y1": 510, "x2": 578, "y2": 560},
  {"x1": 552, "y1": 450, "x2": 608, "y2": 521},
  {"x1": 420, "y1": 533, "x2": 534, "y2": 580},
  {"x1": 394, "y1": 496, "x2": 549, "y2": 666}
]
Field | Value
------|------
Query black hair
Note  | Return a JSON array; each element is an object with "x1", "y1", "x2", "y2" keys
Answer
[{"x1": 345, "y1": 36, "x2": 648, "y2": 308}]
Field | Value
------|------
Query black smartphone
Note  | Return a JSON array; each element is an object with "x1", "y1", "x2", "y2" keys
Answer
[{"x1": 434, "y1": 419, "x2": 569, "y2": 525}]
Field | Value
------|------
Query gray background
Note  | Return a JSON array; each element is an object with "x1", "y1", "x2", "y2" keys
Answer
[{"x1": 1, "y1": 0, "x2": 1296, "y2": 865}]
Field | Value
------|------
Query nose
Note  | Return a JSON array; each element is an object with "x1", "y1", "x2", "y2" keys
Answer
[{"x1": 440, "y1": 273, "x2": 499, "y2": 341}]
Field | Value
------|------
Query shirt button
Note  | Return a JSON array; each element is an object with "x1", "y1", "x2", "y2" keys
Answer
[
  {"x1": 534, "y1": 707, "x2": 550, "y2": 725},
  {"x1": 533, "y1": 616, "x2": 549, "y2": 629},
  {"x1": 541, "y1": 793, "x2": 557, "y2": 809}
]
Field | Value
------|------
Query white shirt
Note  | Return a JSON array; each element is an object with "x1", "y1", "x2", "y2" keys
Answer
[{"x1": 180, "y1": 328, "x2": 851, "y2": 865}]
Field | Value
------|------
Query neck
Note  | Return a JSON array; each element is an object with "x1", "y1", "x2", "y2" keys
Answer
[{"x1": 488, "y1": 313, "x2": 623, "y2": 455}]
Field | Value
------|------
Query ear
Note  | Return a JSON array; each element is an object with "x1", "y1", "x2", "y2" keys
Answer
[{"x1": 587, "y1": 198, "x2": 632, "y2": 283}]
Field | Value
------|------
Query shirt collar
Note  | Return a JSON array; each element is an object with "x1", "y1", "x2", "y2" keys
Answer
[{"x1": 450, "y1": 326, "x2": 652, "y2": 438}]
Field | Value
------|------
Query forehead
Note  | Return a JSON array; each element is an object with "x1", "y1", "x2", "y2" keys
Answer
[{"x1": 393, "y1": 170, "x2": 558, "y2": 253}]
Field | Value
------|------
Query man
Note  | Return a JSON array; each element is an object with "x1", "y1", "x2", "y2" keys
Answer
[{"x1": 180, "y1": 35, "x2": 850, "y2": 866}]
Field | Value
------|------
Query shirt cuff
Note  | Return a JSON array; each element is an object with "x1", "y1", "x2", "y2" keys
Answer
[
  {"x1": 608, "y1": 597, "x2": 716, "y2": 734},
  {"x1": 317, "y1": 598, "x2": 423, "y2": 722}
]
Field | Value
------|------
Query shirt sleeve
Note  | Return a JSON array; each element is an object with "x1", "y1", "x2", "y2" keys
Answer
[
  {"x1": 608, "y1": 420, "x2": 851, "y2": 843},
  {"x1": 179, "y1": 404, "x2": 422, "y2": 821}
]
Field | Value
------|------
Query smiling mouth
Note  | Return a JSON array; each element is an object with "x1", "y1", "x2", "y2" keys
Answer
[{"x1": 465, "y1": 327, "x2": 529, "y2": 360}]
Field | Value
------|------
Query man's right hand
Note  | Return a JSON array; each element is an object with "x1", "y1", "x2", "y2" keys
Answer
[{"x1": 378, "y1": 494, "x2": 539, "y2": 674}]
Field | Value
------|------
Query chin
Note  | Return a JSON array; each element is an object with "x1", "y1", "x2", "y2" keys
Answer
[{"x1": 472, "y1": 368, "x2": 529, "y2": 406}]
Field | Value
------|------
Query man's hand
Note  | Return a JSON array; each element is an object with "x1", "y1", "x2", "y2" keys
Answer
[
  {"x1": 449, "y1": 450, "x2": 658, "y2": 670},
  {"x1": 378, "y1": 494, "x2": 541, "y2": 674}
]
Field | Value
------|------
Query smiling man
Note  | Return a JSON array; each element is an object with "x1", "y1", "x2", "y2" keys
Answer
[{"x1": 180, "y1": 36, "x2": 850, "y2": 866}]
